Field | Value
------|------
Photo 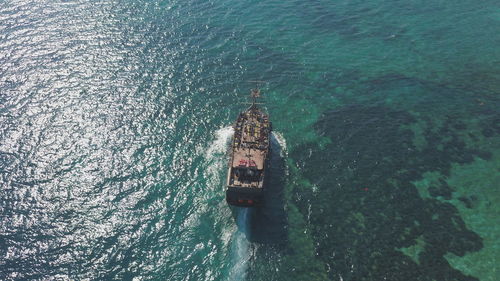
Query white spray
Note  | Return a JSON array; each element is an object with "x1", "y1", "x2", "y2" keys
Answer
[{"x1": 228, "y1": 208, "x2": 251, "y2": 281}]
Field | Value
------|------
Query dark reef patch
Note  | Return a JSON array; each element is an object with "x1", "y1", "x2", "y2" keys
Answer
[
  {"x1": 288, "y1": 105, "x2": 487, "y2": 281},
  {"x1": 428, "y1": 179, "x2": 453, "y2": 200},
  {"x1": 457, "y1": 195, "x2": 479, "y2": 209}
]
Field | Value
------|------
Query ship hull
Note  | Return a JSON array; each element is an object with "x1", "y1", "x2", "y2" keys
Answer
[
  {"x1": 225, "y1": 153, "x2": 269, "y2": 207},
  {"x1": 225, "y1": 186, "x2": 264, "y2": 207},
  {"x1": 226, "y1": 93, "x2": 271, "y2": 207}
]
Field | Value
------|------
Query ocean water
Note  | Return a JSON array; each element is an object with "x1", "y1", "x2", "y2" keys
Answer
[{"x1": 0, "y1": 0, "x2": 499, "y2": 280}]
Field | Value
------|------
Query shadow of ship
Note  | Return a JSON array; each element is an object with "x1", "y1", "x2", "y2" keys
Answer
[{"x1": 231, "y1": 133, "x2": 287, "y2": 244}]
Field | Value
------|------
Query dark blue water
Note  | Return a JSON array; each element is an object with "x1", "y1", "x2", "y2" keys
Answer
[{"x1": 1, "y1": 0, "x2": 499, "y2": 280}]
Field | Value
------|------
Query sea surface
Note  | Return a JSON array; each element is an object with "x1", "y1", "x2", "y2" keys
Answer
[{"x1": 1, "y1": 0, "x2": 499, "y2": 280}]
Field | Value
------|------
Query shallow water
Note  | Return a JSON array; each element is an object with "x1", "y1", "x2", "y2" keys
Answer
[{"x1": 1, "y1": 0, "x2": 499, "y2": 280}]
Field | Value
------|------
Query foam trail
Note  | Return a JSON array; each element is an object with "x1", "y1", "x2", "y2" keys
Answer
[
  {"x1": 206, "y1": 126, "x2": 234, "y2": 158},
  {"x1": 205, "y1": 126, "x2": 234, "y2": 187},
  {"x1": 228, "y1": 208, "x2": 251, "y2": 281},
  {"x1": 271, "y1": 131, "x2": 288, "y2": 158}
]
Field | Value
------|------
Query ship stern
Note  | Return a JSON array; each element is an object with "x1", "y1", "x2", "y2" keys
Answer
[{"x1": 226, "y1": 186, "x2": 264, "y2": 207}]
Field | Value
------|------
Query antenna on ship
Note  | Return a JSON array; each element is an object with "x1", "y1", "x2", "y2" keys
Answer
[
  {"x1": 250, "y1": 88, "x2": 260, "y2": 107},
  {"x1": 247, "y1": 80, "x2": 265, "y2": 108}
]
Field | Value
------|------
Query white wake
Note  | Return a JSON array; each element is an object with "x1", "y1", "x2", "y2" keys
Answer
[
  {"x1": 271, "y1": 131, "x2": 288, "y2": 158},
  {"x1": 228, "y1": 208, "x2": 252, "y2": 281},
  {"x1": 204, "y1": 126, "x2": 234, "y2": 187}
]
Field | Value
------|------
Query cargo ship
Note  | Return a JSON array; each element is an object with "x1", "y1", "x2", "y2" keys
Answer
[{"x1": 226, "y1": 89, "x2": 271, "y2": 207}]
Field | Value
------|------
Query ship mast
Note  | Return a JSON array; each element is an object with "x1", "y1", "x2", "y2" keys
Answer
[{"x1": 250, "y1": 88, "x2": 260, "y2": 108}]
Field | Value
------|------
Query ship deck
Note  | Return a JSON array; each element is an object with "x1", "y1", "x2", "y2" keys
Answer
[{"x1": 228, "y1": 106, "x2": 270, "y2": 189}]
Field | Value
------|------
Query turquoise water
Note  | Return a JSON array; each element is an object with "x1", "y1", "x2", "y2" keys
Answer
[{"x1": 1, "y1": 0, "x2": 499, "y2": 280}]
